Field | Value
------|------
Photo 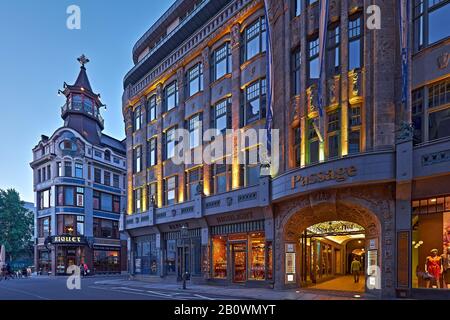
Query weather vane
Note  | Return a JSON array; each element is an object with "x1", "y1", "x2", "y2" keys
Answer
[{"x1": 77, "y1": 54, "x2": 90, "y2": 67}]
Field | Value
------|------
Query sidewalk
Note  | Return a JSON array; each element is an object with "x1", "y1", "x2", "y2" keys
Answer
[{"x1": 93, "y1": 277, "x2": 377, "y2": 300}]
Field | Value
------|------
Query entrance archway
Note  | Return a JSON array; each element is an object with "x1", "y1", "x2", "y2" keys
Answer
[
  {"x1": 300, "y1": 221, "x2": 367, "y2": 292},
  {"x1": 274, "y1": 187, "x2": 392, "y2": 294}
]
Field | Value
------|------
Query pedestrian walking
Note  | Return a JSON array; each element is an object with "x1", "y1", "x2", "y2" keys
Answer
[
  {"x1": 351, "y1": 257, "x2": 362, "y2": 283},
  {"x1": 83, "y1": 263, "x2": 89, "y2": 276}
]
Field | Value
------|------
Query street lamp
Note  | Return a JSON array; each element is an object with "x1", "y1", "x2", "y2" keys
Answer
[{"x1": 180, "y1": 224, "x2": 189, "y2": 290}]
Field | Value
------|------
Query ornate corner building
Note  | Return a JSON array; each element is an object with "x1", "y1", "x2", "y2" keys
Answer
[
  {"x1": 30, "y1": 58, "x2": 128, "y2": 275},
  {"x1": 121, "y1": 0, "x2": 450, "y2": 298}
]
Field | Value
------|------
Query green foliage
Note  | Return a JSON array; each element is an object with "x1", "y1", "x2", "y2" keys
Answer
[{"x1": 0, "y1": 189, "x2": 34, "y2": 261}]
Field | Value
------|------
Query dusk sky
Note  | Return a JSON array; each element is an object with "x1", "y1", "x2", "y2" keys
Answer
[{"x1": 0, "y1": 1, "x2": 173, "y2": 202}]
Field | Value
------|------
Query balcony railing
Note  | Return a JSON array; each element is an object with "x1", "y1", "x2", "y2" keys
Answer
[{"x1": 61, "y1": 102, "x2": 104, "y2": 127}]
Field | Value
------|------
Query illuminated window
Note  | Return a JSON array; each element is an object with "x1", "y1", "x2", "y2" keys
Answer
[
  {"x1": 212, "y1": 236, "x2": 227, "y2": 279},
  {"x1": 249, "y1": 233, "x2": 266, "y2": 280},
  {"x1": 188, "y1": 113, "x2": 202, "y2": 149},
  {"x1": 349, "y1": 105, "x2": 361, "y2": 154}
]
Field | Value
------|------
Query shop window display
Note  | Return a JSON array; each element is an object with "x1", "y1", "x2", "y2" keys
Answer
[
  {"x1": 412, "y1": 197, "x2": 450, "y2": 289},
  {"x1": 212, "y1": 236, "x2": 227, "y2": 279},
  {"x1": 249, "y1": 233, "x2": 265, "y2": 280}
]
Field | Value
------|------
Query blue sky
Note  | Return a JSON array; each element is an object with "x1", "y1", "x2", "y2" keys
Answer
[{"x1": 0, "y1": 0, "x2": 173, "y2": 202}]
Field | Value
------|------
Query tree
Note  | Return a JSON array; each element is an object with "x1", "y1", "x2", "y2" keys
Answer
[{"x1": 0, "y1": 189, "x2": 34, "y2": 262}]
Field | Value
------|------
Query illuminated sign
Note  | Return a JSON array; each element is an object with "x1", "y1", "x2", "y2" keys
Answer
[
  {"x1": 50, "y1": 235, "x2": 86, "y2": 245},
  {"x1": 291, "y1": 166, "x2": 357, "y2": 189}
]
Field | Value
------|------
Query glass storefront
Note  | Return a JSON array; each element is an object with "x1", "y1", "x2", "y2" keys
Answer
[
  {"x1": 94, "y1": 249, "x2": 120, "y2": 274},
  {"x1": 56, "y1": 246, "x2": 85, "y2": 275},
  {"x1": 412, "y1": 197, "x2": 450, "y2": 289},
  {"x1": 211, "y1": 230, "x2": 272, "y2": 283},
  {"x1": 163, "y1": 235, "x2": 202, "y2": 278},
  {"x1": 134, "y1": 235, "x2": 159, "y2": 275},
  {"x1": 38, "y1": 250, "x2": 51, "y2": 274}
]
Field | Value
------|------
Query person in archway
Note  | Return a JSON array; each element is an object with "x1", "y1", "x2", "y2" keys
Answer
[{"x1": 351, "y1": 257, "x2": 362, "y2": 283}]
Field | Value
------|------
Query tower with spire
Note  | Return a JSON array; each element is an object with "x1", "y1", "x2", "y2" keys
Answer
[
  {"x1": 30, "y1": 56, "x2": 127, "y2": 276},
  {"x1": 60, "y1": 54, "x2": 105, "y2": 145}
]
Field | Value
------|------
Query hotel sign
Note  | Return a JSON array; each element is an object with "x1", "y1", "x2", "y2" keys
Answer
[{"x1": 291, "y1": 166, "x2": 357, "y2": 189}]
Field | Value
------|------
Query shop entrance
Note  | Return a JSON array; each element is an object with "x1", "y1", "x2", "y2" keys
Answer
[
  {"x1": 56, "y1": 246, "x2": 85, "y2": 275},
  {"x1": 232, "y1": 242, "x2": 247, "y2": 283},
  {"x1": 298, "y1": 221, "x2": 367, "y2": 292}
]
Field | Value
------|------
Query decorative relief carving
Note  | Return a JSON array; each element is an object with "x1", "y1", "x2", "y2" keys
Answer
[
  {"x1": 437, "y1": 52, "x2": 449, "y2": 70},
  {"x1": 231, "y1": 23, "x2": 241, "y2": 49},
  {"x1": 306, "y1": 85, "x2": 318, "y2": 114},
  {"x1": 396, "y1": 121, "x2": 414, "y2": 143}
]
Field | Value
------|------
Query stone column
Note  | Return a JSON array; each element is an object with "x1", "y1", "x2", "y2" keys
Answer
[
  {"x1": 201, "y1": 46, "x2": 212, "y2": 196},
  {"x1": 340, "y1": 0, "x2": 350, "y2": 155},
  {"x1": 124, "y1": 107, "x2": 134, "y2": 215},
  {"x1": 230, "y1": 22, "x2": 242, "y2": 189},
  {"x1": 155, "y1": 84, "x2": 164, "y2": 207}
]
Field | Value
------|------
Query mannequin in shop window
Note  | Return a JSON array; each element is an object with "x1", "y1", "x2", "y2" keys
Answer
[
  {"x1": 442, "y1": 247, "x2": 450, "y2": 289},
  {"x1": 425, "y1": 249, "x2": 443, "y2": 288}
]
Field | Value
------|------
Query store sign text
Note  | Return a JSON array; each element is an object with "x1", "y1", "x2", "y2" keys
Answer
[
  {"x1": 291, "y1": 166, "x2": 357, "y2": 189},
  {"x1": 51, "y1": 236, "x2": 84, "y2": 244}
]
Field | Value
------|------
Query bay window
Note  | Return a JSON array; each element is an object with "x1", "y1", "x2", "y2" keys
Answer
[
  {"x1": 38, "y1": 217, "x2": 51, "y2": 238},
  {"x1": 64, "y1": 161, "x2": 72, "y2": 177}
]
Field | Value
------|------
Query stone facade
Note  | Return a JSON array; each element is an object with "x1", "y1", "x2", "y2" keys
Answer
[{"x1": 121, "y1": 0, "x2": 450, "y2": 298}]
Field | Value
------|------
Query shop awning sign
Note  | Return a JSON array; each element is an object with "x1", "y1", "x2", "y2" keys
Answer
[{"x1": 45, "y1": 235, "x2": 88, "y2": 248}]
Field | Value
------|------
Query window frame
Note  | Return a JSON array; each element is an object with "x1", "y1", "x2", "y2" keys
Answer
[
  {"x1": 164, "y1": 81, "x2": 179, "y2": 112},
  {"x1": 243, "y1": 16, "x2": 267, "y2": 62},
  {"x1": 243, "y1": 78, "x2": 267, "y2": 126}
]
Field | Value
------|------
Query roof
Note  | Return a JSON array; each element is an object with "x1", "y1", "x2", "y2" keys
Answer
[{"x1": 100, "y1": 133, "x2": 126, "y2": 155}]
